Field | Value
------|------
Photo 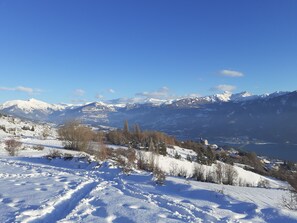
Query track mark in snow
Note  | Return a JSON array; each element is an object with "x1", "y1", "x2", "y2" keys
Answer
[
  {"x1": 113, "y1": 178, "x2": 218, "y2": 222},
  {"x1": 17, "y1": 180, "x2": 97, "y2": 223},
  {"x1": 58, "y1": 181, "x2": 110, "y2": 222}
]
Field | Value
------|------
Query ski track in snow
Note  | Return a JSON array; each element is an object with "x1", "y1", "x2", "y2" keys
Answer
[{"x1": 1, "y1": 158, "x2": 297, "y2": 223}]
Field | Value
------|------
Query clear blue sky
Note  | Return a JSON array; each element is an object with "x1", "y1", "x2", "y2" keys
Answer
[{"x1": 0, "y1": 0, "x2": 296, "y2": 104}]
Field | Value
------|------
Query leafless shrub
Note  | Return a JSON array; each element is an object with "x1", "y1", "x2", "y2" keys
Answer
[
  {"x1": 215, "y1": 163, "x2": 224, "y2": 184},
  {"x1": 169, "y1": 162, "x2": 179, "y2": 176},
  {"x1": 5, "y1": 139, "x2": 22, "y2": 156},
  {"x1": 113, "y1": 148, "x2": 135, "y2": 174},
  {"x1": 153, "y1": 166, "x2": 166, "y2": 185},
  {"x1": 45, "y1": 149, "x2": 63, "y2": 159},
  {"x1": 206, "y1": 170, "x2": 215, "y2": 183},
  {"x1": 136, "y1": 151, "x2": 147, "y2": 170},
  {"x1": 283, "y1": 173, "x2": 297, "y2": 210},
  {"x1": 147, "y1": 151, "x2": 156, "y2": 172},
  {"x1": 223, "y1": 165, "x2": 238, "y2": 185},
  {"x1": 58, "y1": 120, "x2": 94, "y2": 152},
  {"x1": 193, "y1": 164, "x2": 205, "y2": 182},
  {"x1": 32, "y1": 145, "x2": 44, "y2": 151},
  {"x1": 177, "y1": 167, "x2": 187, "y2": 178},
  {"x1": 283, "y1": 191, "x2": 297, "y2": 210},
  {"x1": 257, "y1": 178, "x2": 270, "y2": 188},
  {"x1": 63, "y1": 153, "x2": 74, "y2": 160},
  {"x1": 95, "y1": 142, "x2": 108, "y2": 161},
  {"x1": 42, "y1": 126, "x2": 51, "y2": 139},
  {"x1": 288, "y1": 173, "x2": 297, "y2": 193},
  {"x1": 126, "y1": 147, "x2": 136, "y2": 165},
  {"x1": 238, "y1": 177, "x2": 244, "y2": 187}
]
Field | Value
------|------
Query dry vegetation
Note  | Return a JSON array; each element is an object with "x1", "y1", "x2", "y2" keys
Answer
[{"x1": 5, "y1": 139, "x2": 22, "y2": 156}]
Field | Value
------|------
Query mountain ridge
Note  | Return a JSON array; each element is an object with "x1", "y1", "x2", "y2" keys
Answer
[{"x1": 1, "y1": 90, "x2": 297, "y2": 143}]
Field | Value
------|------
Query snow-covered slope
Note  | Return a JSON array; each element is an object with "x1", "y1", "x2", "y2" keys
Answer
[
  {"x1": 1, "y1": 98, "x2": 65, "y2": 112},
  {"x1": 0, "y1": 116, "x2": 296, "y2": 222},
  {"x1": 0, "y1": 154, "x2": 296, "y2": 222},
  {"x1": 0, "y1": 114, "x2": 57, "y2": 140}
]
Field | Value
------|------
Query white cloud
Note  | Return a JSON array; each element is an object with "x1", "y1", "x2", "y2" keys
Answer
[
  {"x1": 136, "y1": 86, "x2": 171, "y2": 99},
  {"x1": 220, "y1": 69, "x2": 244, "y2": 77},
  {"x1": 0, "y1": 86, "x2": 39, "y2": 94},
  {"x1": 74, "y1": 89, "x2": 85, "y2": 97},
  {"x1": 212, "y1": 84, "x2": 237, "y2": 92},
  {"x1": 107, "y1": 88, "x2": 203, "y2": 104},
  {"x1": 108, "y1": 88, "x2": 115, "y2": 94},
  {"x1": 95, "y1": 94, "x2": 104, "y2": 99}
]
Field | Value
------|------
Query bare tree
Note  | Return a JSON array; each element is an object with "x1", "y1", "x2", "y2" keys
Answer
[
  {"x1": 136, "y1": 151, "x2": 147, "y2": 170},
  {"x1": 169, "y1": 162, "x2": 179, "y2": 176},
  {"x1": 282, "y1": 173, "x2": 297, "y2": 210},
  {"x1": 193, "y1": 164, "x2": 205, "y2": 182},
  {"x1": 58, "y1": 120, "x2": 94, "y2": 152},
  {"x1": 153, "y1": 166, "x2": 166, "y2": 185},
  {"x1": 224, "y1": 165, "x2": 238, "y2": 185},
  {"x1": 148, "y1": 138, "x2": 156, "y2": 171},
  {"x1": 215, "y1": 162, "x2": 224, "y2": 184},
  {"x1": 5, "y1": 139, "x2": 22, "y2": 156},
  {"x1": 42, "y1": 125, "x2": 51, "y2": 139}
]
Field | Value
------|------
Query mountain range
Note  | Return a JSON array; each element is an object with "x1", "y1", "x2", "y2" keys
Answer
[{"x1": 1, "y1": 91, "x2": 297, "y2": 144}]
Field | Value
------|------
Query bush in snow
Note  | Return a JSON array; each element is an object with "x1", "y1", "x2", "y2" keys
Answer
[
  {"x1": 5, "y1": 139, "x2": 22, "y2": 156},
  {"x1": 257, "y1": 178, "x2": 270, "y2": 188},
  {"x1": 96, "y1": 143, "x2": 108, "y2": 161},
  {"x1": 223, "y1": 165, "x2": 238, "y2": 185},
  {"x1": 32, "y1": 145, "x2": 44, "y2": 151},
  {"x1": 215, "y1": 163, "x2": 224, "y2": 184},
  {"x1": 193, "y1": 164, "x2": 205, "y2": 182},
  {"x1": 0, "y1": 125, "x2": 6, "y2": 132},
  {"x1": 169, "y1": 162, "x2": 179, "y2": 176},
  {"x1": 58, "y1": 120, "x2": 94, "y2": 152},
  {"x1": 174, "y1": 152, "x2": 181, "y2": 159},
  {"x1": 177, "y1": 167, "x2": 187, "y2": 178},
  {"x1": 283, "y1": 191, "x2": 297, "y2": 210},
  {"x1": 136, "y1": 151, "x2": 147, "y2": 170},
  {"x1": 205, "y1": 170, "x2": 215, "y2": 183},
  {"x1": 45, "y1": 149, "x2": 63, "y2": 159},
  {"x1": 153, "y1": 166, "x2": 166, "y2": 185},
  {"x1": 63, "y1": 153, "x2": 74, "y2": 160},
  {"x1": 42, "y1": 126, "x2": 51, "y2": 139}
]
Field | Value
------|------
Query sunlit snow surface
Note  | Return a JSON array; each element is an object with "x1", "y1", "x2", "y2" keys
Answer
[
  {"x1": 0, "y1": 115, "x2": 297, "y2": 222},
  {"x1": 0, "y1": 155, "x2": 296, "y2": 223}
]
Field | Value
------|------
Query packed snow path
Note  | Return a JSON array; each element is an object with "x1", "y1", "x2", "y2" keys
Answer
[{"x1": 0, "y1": 157, "x2": 296, "y2": 223}]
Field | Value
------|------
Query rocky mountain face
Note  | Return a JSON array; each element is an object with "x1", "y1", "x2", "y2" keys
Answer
[{"x1": 1, "y1": 91, "x2": 297, "y2": 143}]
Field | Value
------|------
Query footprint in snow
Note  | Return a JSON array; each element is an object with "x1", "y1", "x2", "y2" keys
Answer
[
  {"x1": 122, "y1": 204, "x2": 147, "y2": 210},
  {"x1": 54, "y1": 177, "x2": 68, "y2": 182},
  {"x1": 34, "y1": 187, "x2": 47, "y2": 192},
  {"x1": 14, "y1": 182, "x2": 26, "y2": 186}
]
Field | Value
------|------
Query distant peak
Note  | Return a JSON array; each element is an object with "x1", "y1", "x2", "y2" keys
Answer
[{"x1": 1, "y1": 98, "x2": 65, "y2": 112}]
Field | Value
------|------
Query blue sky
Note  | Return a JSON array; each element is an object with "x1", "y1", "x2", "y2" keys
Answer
[{"x1": 0, "y1": 0, "x2": 296, "y2": 104}]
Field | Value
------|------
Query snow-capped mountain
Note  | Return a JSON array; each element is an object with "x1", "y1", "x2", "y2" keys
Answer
[
  {"x1": 0, "y1": 98, "x2": 65, "y2": 121},
  {"x1": 1, "y1": 98, "x2": 65, "y2": 112},
  {"x1": 1, "y1": 90, "x2": 297, "y2": 143}
]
